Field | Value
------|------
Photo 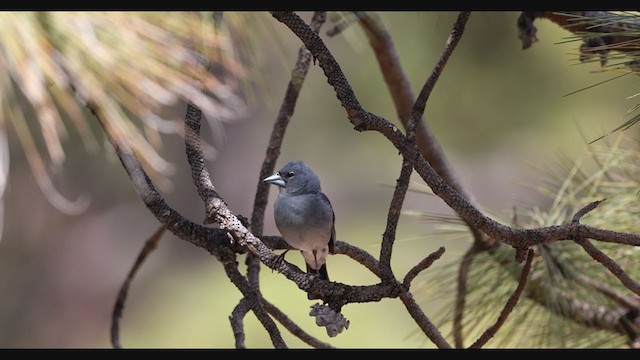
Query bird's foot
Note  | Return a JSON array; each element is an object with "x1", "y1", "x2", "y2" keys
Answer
[{"x1": 271, "y1": 249, "x2": 289, "y2": 273}]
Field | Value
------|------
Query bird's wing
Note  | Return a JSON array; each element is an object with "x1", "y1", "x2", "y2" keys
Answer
[{"x1": 320, "y1": 192, "x2": 336, "y2": 254}]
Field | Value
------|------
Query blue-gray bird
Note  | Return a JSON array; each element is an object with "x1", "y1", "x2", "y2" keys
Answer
[{"x1": 263, "y1": 161, "x2": 335, "y2": 281}]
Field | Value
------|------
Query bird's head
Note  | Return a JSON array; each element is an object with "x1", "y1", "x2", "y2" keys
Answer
[{"x1": 263, "y1": 160, "x2": 321, "y2": 195}]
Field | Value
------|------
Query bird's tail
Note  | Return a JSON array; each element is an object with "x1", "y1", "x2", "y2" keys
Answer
[{"x1": 307, "y1": 263, "x2": 329, "y2": 281}]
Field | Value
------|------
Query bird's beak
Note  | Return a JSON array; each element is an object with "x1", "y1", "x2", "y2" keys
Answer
[{"x1": 263, "y1": 173, "x2": 285, "y2": 187}]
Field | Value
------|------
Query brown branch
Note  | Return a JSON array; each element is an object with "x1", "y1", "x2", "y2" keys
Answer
[
  {"x1": 575, "y1": 238, "x2": 640, "y2": 297},
  {"x1": 270, "y1": 11, "x2": 640, "y2": 253},
  {"x1": 403, "y1": 247, "x2": 446, "y2": 288},
  {"x1": 576, "y1": 272, "x2": 640, "y2": 310},
  {"x1": 263, "y1": 299, "x2": 334, "y2": 349},
  {"x1": 356, "y1": 11, "x2": 468, "y2": 190},
  {"x1": 379, "y1": 156, "x2": 415, "y2": 281},
  {"x1": 83, "y1": 96, "x2": 286, "y2": 348},
  {"x1": 221, "y1": 262, "x2": 287, "y2": 348},
  {"x1": 326, "y1": 12, "x2": 366, "y2": 37},
  {"x1": 470, "y1": 249, "x2": 534, "y2": 348},
  {"x1": 185, "y1": 102, "x2": 293, "y2": 347},
  {"x1": 358, "y1": 12, "x2": 489, "y2": 246},
  {"x1": 572, "y1": 199, "x2": 606, "y2": 224},
  {"x1": 399, "y1": 290, "x2": 452, "y2": 348},
  {"x1": 96, "y1": 107, "x2": 285, "y2": 348},
  {"x1": 243, "y1": 14, "x2": 327, "y2": 330},
  {"x1": 88, "y1": 105, "x2": 239, "y2": 257},
  {"x1": 408, "y1": 11, "x2": 469, "y2": 135},
  {"x1": 270, "y1": 10, "x2": 640, "y2": 348},
  {"x1": 453, "y1": 246, "x2": 478, "y2": 348},
  {"x1": 489, "y1": 243, "x2": 639, "y2": 339},
  {"x1": 335, "y1": 240, "x2": 381, "y2": 277},
  {"x1": 251, "y1": 11, "x2": 326, "y2": 237},
  {"x1": 184, "y1": 61, "x2": 410, "y2": 315},
  {"x1": 229, "y1": 298, "x2": 251, "y2": 349},
  {"x1": 110, "y1": 225, "x2": 166, "y2": 349}
]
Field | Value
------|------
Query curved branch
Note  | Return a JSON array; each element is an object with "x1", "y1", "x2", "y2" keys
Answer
[
  {"x1": 453, "y1": 246, "x2": 478, "y2": 348},
  {"x1": 357, "y1": 12, "x2": 482, "y2": 229},
  {"x1": 380, "y1": 156, "x2": 415, "y2": 281},
  {"x1": 399, "y1": 290, "x2": 451, "y2": 348},
  {"x1": 336, "y1": 240, "x2": 381, "y2": 277},
  {"x1": 245, "y1": 13, "x2": 327, "y2": 324},
  {"x1": 111, "y1": 225, "x2": 166, "y2": 349},
  {"x1": 575, "y1": 238, "x2": 640, "y2": 296},
  {"x1": 185, "y1": 69, "x2": 410, "y2": 316},
  {"x1": 470, "y1": 249, "x2": 534, "y2": 348},
  {"x1": 222, "y1": 261, "x2": 287, "y2": 348},
  {"x1": 263, "y1": 299, "x2": 334, "y2": 349},
  {"x1": 251, "y1": 11, "x2": 326, "y2": 236},
  {"x1": 403, "y1": 247, "x2": 446, "y2": 288},
  {"x1": 229, "y1": 298, "x2": 251, "y2": 349},
  {"x1": 270, "y1": 11, "x2": 640, "y2": 253},
  {"x1": 85, "y1": 97, "x2": 286, "y2": 348}
]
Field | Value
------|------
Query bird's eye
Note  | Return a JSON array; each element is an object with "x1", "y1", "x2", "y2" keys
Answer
[{"x1": 279, "y1": 170, "x2": 295, "y2": 179}]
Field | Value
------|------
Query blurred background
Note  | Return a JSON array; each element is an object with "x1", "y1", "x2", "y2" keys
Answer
[{"x1": 0, "y1": 11, "x2": 638, "y2": 348}]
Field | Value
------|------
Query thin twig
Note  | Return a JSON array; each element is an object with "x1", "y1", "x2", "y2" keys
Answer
[
  {"x1": 357, "y1": 11, "x2": 481, "y2": 216},
  {"x1": 221, "y1": 261, "x2": 287, "y2": 348},
  {"x1": 263, "y1": 299, "x2": 334, "y2": 348},
  {"x1": 470, "y1": 249, "x2": 534, "y2": 348},
  {"x1": 379, "y1": 156, "x2": 415, "y2": 281},
  {"x1": 409, "y1": 12, "x2": 470, "y2": 124},
  {"x1": 399, "y1": 290, "x2": 452, "y2": 348},
  {"x1": 110, "y1": 225, "x2": 166, "y2": 349},
  {"x1": 251, "y1": 11, "x2": 326, "y2": 237},
  {"x1": 326, "y1": 12, "x2": 366, "y2": 37},
  {"x1": 229, "y1": 298, "x2": 251, "y2": 349},
  {"x1": 453, "y1": 246, "x2": 478, "y2": 348},
  {"x1": 335, "y1": 240, "x2": 381, "y2": 277},
  {"x1": 572, "y1": 199, "x2": 606, "y2": 223},
  {"x1": 245, "y1": 13, "x2": 326, "y2": 320},
  {"x1": 575, "y1": 238, "x2": 640, "y2": 296},
  {"x1": 576, "y1": 272, "x2": 640, "y2": 310},
  {"x1": 403, "y1": 247, "x2": 446, "y2": 288},
  {"x1": 404, "y1": 11, "x2": 488, "y2": 248}
]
